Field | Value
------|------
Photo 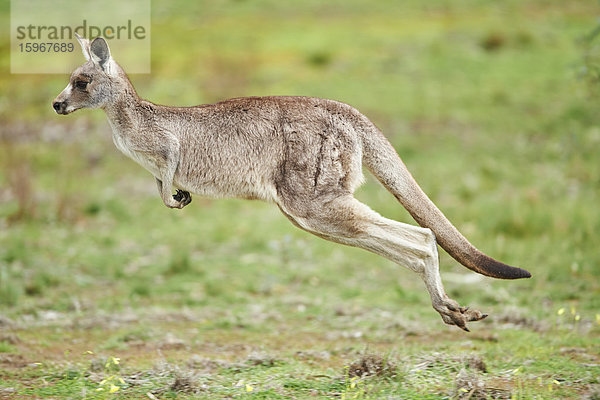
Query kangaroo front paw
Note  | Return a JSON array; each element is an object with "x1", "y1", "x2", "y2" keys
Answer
[
  {"x1": 433, "y1": 298, "x2": 488, "y2": 332},
  {"x1": 172, "y1": 190, "x2": 192, "y2": 208}
]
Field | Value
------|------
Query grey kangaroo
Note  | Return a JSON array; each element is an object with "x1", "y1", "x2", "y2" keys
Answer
[{"x1": 53, "y1": 35, "x2": 531, "y2": 331}]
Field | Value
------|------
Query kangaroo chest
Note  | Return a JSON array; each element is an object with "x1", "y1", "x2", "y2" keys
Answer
[{"x1": 108, "y1": 120, "x2": 162, "y2": 178}]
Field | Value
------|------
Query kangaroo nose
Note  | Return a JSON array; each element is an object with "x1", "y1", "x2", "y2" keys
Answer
[{"x1": 52, "y1": 101, "x2": 65, "y2": 113}]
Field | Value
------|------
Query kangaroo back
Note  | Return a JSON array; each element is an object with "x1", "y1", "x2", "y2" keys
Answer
[{"x1": 360, "y1": 127, "x2": 531, "y2": 280}]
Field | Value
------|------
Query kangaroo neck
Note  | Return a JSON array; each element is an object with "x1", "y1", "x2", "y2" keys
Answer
[{"x1": 102, "y1": 78, "x2": 144, "y2": 133}]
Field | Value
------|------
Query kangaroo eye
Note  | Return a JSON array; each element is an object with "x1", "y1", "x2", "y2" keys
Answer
[{"x1": 74, "y1": 80, "x2": 88, "y2": 90}]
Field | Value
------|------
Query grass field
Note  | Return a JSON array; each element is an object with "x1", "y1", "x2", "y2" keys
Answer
[{"x1": 1, "y1": 0, "x2": 599, "y2": 398}]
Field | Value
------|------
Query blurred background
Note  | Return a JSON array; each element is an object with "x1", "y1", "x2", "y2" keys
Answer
[{"x1": 0, "y1": 0, "x2": 599, "y2": 398}]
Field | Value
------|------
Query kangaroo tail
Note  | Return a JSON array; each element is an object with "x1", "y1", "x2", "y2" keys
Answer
[{"x1": 360, "y1": 127, "x2": 531, "y2": 279}]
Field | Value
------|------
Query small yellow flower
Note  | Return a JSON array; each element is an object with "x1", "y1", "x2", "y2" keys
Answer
[
  {"x1": 575, "y1": 314, "x2": 581, "y2": 322},
  {"x1": 109, "y1": 384, "x2": 120, "y2": 393},
  {"x1": 245, "y1": 384, "x2": 254, "y2": 392},
  {"x1": 553, "y1": 380, "x2": 561, "y2": 385},
  {"x1": 570, "y1": 306, "x2": 576, "y2": 316},
  {"x1": 557, "y1": 308, "x2": 565, "y2": 316},
  {"x1": 595, "y1": 314, "x2": 600, "y2": 325}
]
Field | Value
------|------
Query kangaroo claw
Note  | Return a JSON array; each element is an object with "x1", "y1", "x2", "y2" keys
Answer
[
  {"x1": 434, "y1": 297, "x2": 487, "y2": 331},
  {"x1": 173, "y1": 190, "x2": 192, "y2": 207}
]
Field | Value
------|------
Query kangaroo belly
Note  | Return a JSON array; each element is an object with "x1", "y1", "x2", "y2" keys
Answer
[{"x1": 173, "y1": 166, "x2": 278, "y2": 202}]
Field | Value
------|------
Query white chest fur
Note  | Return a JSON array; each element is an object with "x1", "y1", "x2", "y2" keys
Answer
[{"x1": 108, "y1": 120, "x2": 161, "y2": 178}]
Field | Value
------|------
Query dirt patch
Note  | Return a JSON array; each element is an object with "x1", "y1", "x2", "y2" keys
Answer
[
  {"x1": 295, "y1": 350, "x2": 331, "y2": 361},
  {"x1": 245, "y1": 351, "x2": 281, "y2": 367},
  {"x1": 187, "y1": 355, "x2": 232, "y2": 372},
  {"x1": 159, "y1": 333, "x2": 187, "y2": 350},
  {"x1": 0, "y1": 316, "x2": 15, "y2": 328},
  {"x1": 0, "y1": 333, "x2": 20, "y2": 344},
  {"x1": 494, "y1": 309, "x2": 546, "y2": 331},
  {"x1": 559, "y1": 347, "x2": 600, "y2": 365},
  {"x1": 0, "y1": 354, "x2": 28, "y2": 369}
]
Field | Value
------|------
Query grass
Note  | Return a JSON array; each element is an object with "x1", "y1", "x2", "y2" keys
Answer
[{"x1": 1, "y1": 0, "x2": 600, "y2": 398}]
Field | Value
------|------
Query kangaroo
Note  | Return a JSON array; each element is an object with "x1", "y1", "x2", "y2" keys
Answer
[{"x1": 52, "y1": 34, "x2": 531, "y2": 331}]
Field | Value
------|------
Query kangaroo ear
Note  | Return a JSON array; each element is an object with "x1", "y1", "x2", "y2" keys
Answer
[
  {"x1": 74, "y1": 32, "x2": 91, "y2": 61},
  {"x1": 90, "y1": 37, "x2": 112, "y2": 70}
]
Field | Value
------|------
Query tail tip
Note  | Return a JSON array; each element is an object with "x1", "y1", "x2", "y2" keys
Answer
[
  {"x1": 476, "y1": 254, "x2": 531, "y2": 279},
  {"x1": 496, "y1": 265, "x2": 531, "y2": 280},
  {"x1": 501, "y1": 265, "x2": 531, "y2": 280},
  {"x1": 516, "y1": 267, "x2": 532, "y2": 279}
]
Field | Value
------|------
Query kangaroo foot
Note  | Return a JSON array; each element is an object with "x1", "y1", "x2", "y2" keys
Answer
[{"x1": 433, "y1": 297, "x2": 487, "y2": 332}]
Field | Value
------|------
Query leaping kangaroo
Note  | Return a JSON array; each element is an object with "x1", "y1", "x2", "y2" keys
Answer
[{"x1": 52, "y1": 34, "x2": 531, "y2": 331}]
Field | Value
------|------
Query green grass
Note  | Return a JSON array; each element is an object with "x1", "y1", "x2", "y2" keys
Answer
[{"x1": 1, "y1": 0, "x2": 600, "y2": 398}]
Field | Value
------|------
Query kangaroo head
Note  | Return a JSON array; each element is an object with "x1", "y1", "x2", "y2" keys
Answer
[{"x1": 52, "y1": 34, "x2": 124, "y2": 115}]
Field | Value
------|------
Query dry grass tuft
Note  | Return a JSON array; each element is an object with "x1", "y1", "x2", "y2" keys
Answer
[
  {"x1": 585, "y1": 384, "x2": 600, "y2": 400},
  {"x1": 169, "y1": 370, "x2": 199, "y2": 394},
  {"x1": 347, "y1": 354, "x2": 397, "y2": 378},
  {"x1": 454, "y1": 368, "x2": 487, "y2": 399},
  {"x1": 464, "y1": 355, "x2": 487, "y2": 373},
  {"x1": 245, "y1": 351, "x2": 280, "y2": 367},
  {"x1": 453, "y1": 366, "x2": 512, "y2": 400},
  {"x1": 412, "y1": 352, "x2": 487, "y2": 374}
]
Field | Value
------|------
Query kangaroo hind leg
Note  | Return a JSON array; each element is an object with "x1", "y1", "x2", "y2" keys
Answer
[{"x1": 278, "y1": 195, "x2": 487, "y2": 330}]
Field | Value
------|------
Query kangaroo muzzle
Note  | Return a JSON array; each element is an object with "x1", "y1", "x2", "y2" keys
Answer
[{"x1": 52, "y1": 100, "x2": 68, "y2": 115}]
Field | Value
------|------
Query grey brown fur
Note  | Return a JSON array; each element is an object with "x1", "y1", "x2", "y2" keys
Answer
[{"x1": 52, "y1": 35, "x2": 530, "y2": 331}]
